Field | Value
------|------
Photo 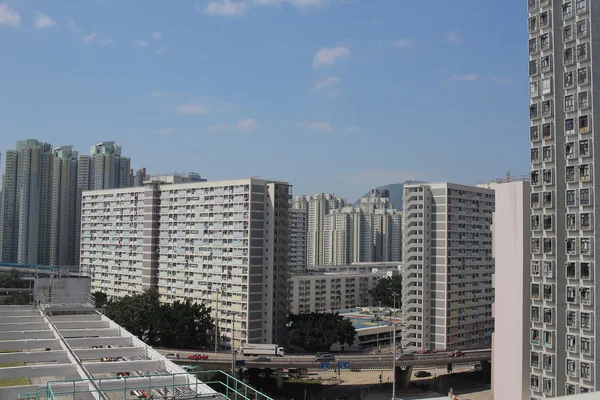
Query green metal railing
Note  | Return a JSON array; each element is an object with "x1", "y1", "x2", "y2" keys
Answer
[{"x1": 18, "y1": 370, "x2": 273, "y2": 400}]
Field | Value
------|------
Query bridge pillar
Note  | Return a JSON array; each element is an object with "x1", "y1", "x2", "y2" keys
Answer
[
  {"x1": 276, "y1": 368, "x2": 283, "y2": 388},
  {"x1": 395, "y1": 366, "x2": 412, "y2": 390},
  {"x1": 482, "y1": 361, "x2": 491, "y2": 384}
]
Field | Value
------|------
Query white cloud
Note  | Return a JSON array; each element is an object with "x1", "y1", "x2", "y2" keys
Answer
[
  {"x1": 157, "y1": 45, "x2": 168, "y2": 55},
  {"x1": 391, "y1": 39, "x2": 414, "y2": 48},
  {"x1": 157, "y1": 128, "x2": 176, "y2": 135},
  {"x1": 346, "y1": 125, "x2": 360, "y2": 132},
  {"x1": 313, "y1": 46, "x2": 350, "y2": 68},
  {"x1": 0, "y1": 3, "x2": 20, "y2": 28},
  {"x1": 131, "y1": 39, "x2": 148, "y2": 47},
  {"x1": 98, "y1": 37, "x2": 114, "y2": 46},
  {"x1": 235, "y1": 118, "x2": 258, "y2": 131},
  {"x1": 152, "y1": 31, "x2": 162, "y2": 39},
  {"x1": 176, "y1": 99, "x2": 233, "y2": 115},
  {"x1": 446, "y1": 30, "x2": 463, "y2": 45},
  {"x1": 451, "y1": 73, "x2": 478, "y2": 82},
  {"x1": 33, "y1": 12, "x2": 56, "y2": 29},
  {"x1": 343, "y1": 169, "x2": 421, "y2": 186},
  {"x1": 328, "y1": 89, "x2": 341, "y2": 98},
  {"x1": 252, "y1": 0, "x2": 280, "y2": 5},
  {"x1": 313, "y1": 75, "x2": 340, "y2": 91},
  {"x1": 204, "y1": 0, "x2": 250, "y2": 17},
  {"x1": 490, "y1": 75, "x2": 513, "y2": 84},
  {"x1": 82, "y1": 33, "x2": 98, "y2": 45},
  {"x1": 299, "y1": 121, "x2": 334, "y2": 133},
  {"x1": 67, "y1": 17, "x2": 82, "y2": 32}
]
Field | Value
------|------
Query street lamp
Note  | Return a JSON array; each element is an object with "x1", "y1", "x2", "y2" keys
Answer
[
  {"x1": 228, "y1": 311, "x2": 240, "y2": 380},
  {"x1": 214, "y1": 288, "x2": 221, "y2": 354},
  {"x1": 392, "y1": 292, "x2": 398, "y2": 317},
  {"x1": 391, "y1": 322, "x2": 398, "y2": 400}
]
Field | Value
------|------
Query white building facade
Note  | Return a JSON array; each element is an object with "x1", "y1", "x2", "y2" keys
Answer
[
  {"x1": 81, "y1": 178, "x2": 291, "y2": 346},
  {"x1": 401, "y1": 183, "x2": 494, "y2": 352}
]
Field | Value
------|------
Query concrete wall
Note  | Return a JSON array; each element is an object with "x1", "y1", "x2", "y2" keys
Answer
[{"x1": 491, "y1": 181, "x2": 530, "y2": 400}]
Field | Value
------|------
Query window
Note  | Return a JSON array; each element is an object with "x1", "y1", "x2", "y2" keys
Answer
[
  {"x1": 563, "y1": 24, "x2": 573, "y2": 42},
  {"x1": 542, "y1": 122, "x2": 552, "y2": 139},
  {"x1": 578, "y1": 67, "x2": 589, "y2": 85},
  {"x1": 580, "y1": 188, "x2": 591, "y2": 206},
  {"x1": 543, "y1": 307, "x2": 553, "y2": 325},
  {"x1": 543, "y1": 283, "x2": 553, "y2": 300},
  {"x1": 565, "y1": 94, "x2": 575, "y2": 111},
  {"x1": 566, "y1": 190, "x2": 576, "y2": 206},
  {"x1": 529, "y1": 16, "x2": 538, "y2": 32},
  {"x1": 543, "y1": 169, "x2": 553, "y2": 185},
  {"x1": 528, "y1": 0, "x2": 538, "y2": 11},
  {"x1": 529, "y1": 38, "x2": 538, "y2": 55},
  {"x1": 531, "y1": 170, "x2": 540, "y2": 185},
  {"x1": 578, "y1": 91, "x2": 589, "y2": 109},
  {"x1": 532, "y1": 215, "x2": 541, "y2": 231},
  {"x1": 530, "y1": 103, "x2": 539, "y2": 120},
  {"x1": 576, "y1": 0, "x2": 588, "y2": 14},
  {"x1": 539, "y1": 10, "x2": 550, "y2": 27},
  {"x1": 577, "y1": 43, "x2": 589, "y2": 61},
  {"x1": 566, "y1": 262, "x2": 577, "y2": 279},
  {"x1": 581, "y1": 337, "x2": 592, "y2": 355},
  {"x1": 541, "y1": 55, "x2": 552, "y2": 73},
  {"x1": 542, "y1": 377, "x2": 553, "y2": 396},
  {"x1": 540, "y1": 33, "x2": 551, "y2": 51},
  {"x1": 531, "y1": 305, "x2": 540, "y2": 322},
  {"x1": 531, "y1": 192, "x2": 541, "y2": 208},
  {"x1": 543, "y1": 260, "x2": 553, "y2": 277},
  {"x1": 567, "y1": 310, "x2": 578, "y2": 327},
  {"x1": 543, "y1": 330, "x2": 553, "y2": 348},
  {"x1": 540, "y1": 78, "x2": 552, "y2": 95},
  {"x1": 580, "y1": 362, "x2": 591, "y2": 381},
  {"x1": 566, "y1": 213, "x2": 577, "y2": 230},
  {"x1": 565, "y1": 142, "x2": 576, "y2": 159},
  {"x1": 531, "y1": 148, "x2": 540, "y2": 164},
  {"x1": 543, "y1": 215, "x2": 553, "y2": 231},
  {"x1": 531, "y1": 260, "x2": 540, "y2": 276},
  {"x1": 581, "y1": 312, "x2": 591, "y2": 330},
  {"x1": 530, "y1": 81, "x2": 540, "y2": 97},
  {"x1": 579, "y1": 139, "x2": 590, "y2": 157},
  {"x1": 580, "y1": 262, "x2": 592, "y2": 280},
  {"x1": 532, "y1": 282, "x2": 541, "y2": 299},
  {"x1": 567, "y1": 359, "x2": 578, "y2": 377},
  {"x1": 580, "y1": 212, "x2": 591, "y2": 230},
  {"x1": 579, "y1": 164, "x2": 591, "y2": 182},
  {"x1": 531, "y1": 374, "x2": 540, "y2": 391},
  {"x1": 566, "y1": 238, "x2": 578, "y2": 255},
  {"x1": 530, "y1": 59, "x2": 539, "y2": 76},
  {"x1": 563, "y1": 2, "x2": 572, "y2": 19},
  {"x1": 542, "y1": 353, "x2": 553, "y2": 371},
  {"x1": 530, "y1": 125, "x2": 540, "y2": 141},
  {"x1": 566, "y1": 166, "x2": 577, "y2": 183},
  {"x1": 542, "y1": 146, "x2": 552, "y2": 161},
  {"x1": 531, "y1": 329, "x2": 541, "y2": 345},
  {"x1": 579, "y1": 115, "x2": 590, "y2": 133},
  {"x1": 531, "y1": 351, "x2": 540, "y2": 368},
  {"x1": 566, "y1": 384, "x2": 577, "y2": 395},
  {"x1": 577, "y1": 19, "x2": 588, "y2": 37},
  {"x1": 567, "y1": 334, "x2": 578, "y2": 352},
  {"x1": 543, "y1": 191, "x2": 553, "y2": 208},
  {"x1": 581, "y1": 287, "x2": 593, "y2": 306},
  {"x1": 565, "y1": 118, "x2": 575, "y2": 135},
  {"x1": 542, "y1": 100, "x2": 553, "y2": 117},
  {"x1": 564, "y1": 70, "x2": 574, "y2": 87}
]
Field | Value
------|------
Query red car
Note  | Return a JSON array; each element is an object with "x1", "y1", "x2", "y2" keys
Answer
[
  {"x1": 448, "y1": 350, "x2": 465, "y2": 358},
  {"x1": 188, "y1": 353, "x2": 209, "y2": 361},
  {"x1": 419, "y1": 349, "x2": 433, "y2": 354}
]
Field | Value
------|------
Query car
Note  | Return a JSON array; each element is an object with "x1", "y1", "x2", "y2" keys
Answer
[
  {"x1": 414, "y1": 371, "x2": 432, "y2": 378},
  {"x1": 471, "y1": 363, "x2": 482, "y2": 371},
  {"x1": 419, "y1": 349, "x2": 433, "y2": 354},
  {"x1": 395, "y1": 353, "x2": 416, "y2": 360},
  {"x1": 117, "y1": 372, "x2": 130, "y2": 378},
  {"x1": 448, "y1": 350, "x2": 465, "y2": 358},
  {"x1": 183, "y1": 365, "x2": 199, "y2": 372},
  {"x1": 187, "y1": 353, "x2": 209, "y2": 361},
  {"x1": 254, "y1": 356, "x2": 271, "y2": 362},
  {"x1": 165, "y1": 353, "x2": 179, "y2": 359},
  {"x1": 315, "y1": 354, "x2": 335, "y2": 362}
]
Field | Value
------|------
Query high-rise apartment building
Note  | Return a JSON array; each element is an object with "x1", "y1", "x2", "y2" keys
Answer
[
  {"x1": 49, "y1": 146, "x2": 79, "y2": 266},
  {"x1": 80, "y1": 178, "x2": 291, "y2": 345},
  {"x1": 527, "y1": 0, "x2": 597, "y2": 396},
  {"x1": 0, "y1": 139, "x2": 53, "y2": 265},
  {"x1": 401, "y1": 183, "x2": 494, "y2": 353},
  {"x1": 289, "y1": 207, "x2": 307, "y2": 272},
  {"x1": 133, "y1": 168, "x2": 147, "y2": 187}
]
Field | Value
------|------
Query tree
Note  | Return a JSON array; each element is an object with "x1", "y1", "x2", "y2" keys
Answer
[
  {"x1": 288, "y1": 312, "x2": 356, "y2": 352},
  {"x1": 0, "y1": 270, "x2": 29, "y2": 288},
  {"x1": 93, "y1": 291, "x2": 108, "y2": 309},
  {"x1": 368, "y1": 275, "x2": 402, "y2": 308}
]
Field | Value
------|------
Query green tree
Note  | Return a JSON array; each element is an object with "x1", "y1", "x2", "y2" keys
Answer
[
  {"x1": 0, "y1": 270, "x2": 29, "y2": 288},
  {"x1": 93, "y1": 291, "x2": 108, "y2": 309},
  {"x1": 368, "y1": 275, "x2": 402, "y2": 308},
  {"x1": 288, "y1": 312, "x2": 356, "y2": 352}
]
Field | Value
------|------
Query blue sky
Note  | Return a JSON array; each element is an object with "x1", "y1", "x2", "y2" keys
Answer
[{"x1": 0, "y1": 0, "x2": 528, "y2": 201}]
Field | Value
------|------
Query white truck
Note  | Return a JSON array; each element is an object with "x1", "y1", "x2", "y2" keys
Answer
[{"x1": 241, "y1": 343, "x2": 285, "y2": 357}]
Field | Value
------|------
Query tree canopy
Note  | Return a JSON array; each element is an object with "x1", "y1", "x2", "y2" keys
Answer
[
  {"x1": 368, "y1": 275, "x2": 402, "y2": 308},
  {"x1": 288, "y1": 312, "x2": 356, "y2": 352},
  {"x1": 0, "y1": 270, "x2": 31, "y2": 305},
  {"x1": 102, "y1": 288, "x2": 214, "y2": 349}
]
